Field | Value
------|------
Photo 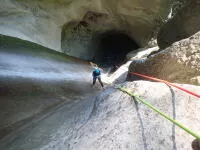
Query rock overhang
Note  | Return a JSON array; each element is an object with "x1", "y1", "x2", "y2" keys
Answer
[{"x1": 0, "y1": 0, "x2": 172, "y2": 63}]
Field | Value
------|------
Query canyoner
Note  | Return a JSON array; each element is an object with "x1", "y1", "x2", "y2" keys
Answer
[{"x1": 90, "y1": 62, "x2": 104, "y2": 88}]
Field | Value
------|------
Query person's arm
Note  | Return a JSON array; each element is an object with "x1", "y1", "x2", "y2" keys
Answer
[{"x1": 92, "y1": 71, "x2": 95, "y2": 77}]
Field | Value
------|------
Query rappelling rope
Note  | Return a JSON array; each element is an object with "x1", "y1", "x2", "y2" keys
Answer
[
  {"x1": 129, "y1": 72, "x2": 200, "y2": 99},
  {"x1": 116, "y1": 86, "x2": 200, "y2": 140}
]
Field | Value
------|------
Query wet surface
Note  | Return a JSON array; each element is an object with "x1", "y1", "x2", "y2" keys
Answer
[{"x1": 0, "y1": 35, "x2": 101, "y2": 149}]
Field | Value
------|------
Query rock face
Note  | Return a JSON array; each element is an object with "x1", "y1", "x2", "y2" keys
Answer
[
  {"x1": 61, "y1": 11, "x2": 110, "y2": 60},
  {"x1": 171, "y1": 0, "x2": 187, "y2": 17},
  {"x1": 128, "y1": 31, "x2": 200, "y2": 85},
  {"x1": 0, "y1": 35, "x2": 94, "y2": 139},
  {"x1": 4, "y1": 81, "x2": 199, "y2": 150},
  {"x1": 126, "y1": 46, "x2": 159, "y2": 60},
  {"x1": 0, "y1": 0, "x2": 171, "y2": 54},
  {"x1": 158, "y1": 0, "x2": 200, "y2": 49},
  {"x1": 66, "y1": 81, "x2": 200, "y2": 150}
]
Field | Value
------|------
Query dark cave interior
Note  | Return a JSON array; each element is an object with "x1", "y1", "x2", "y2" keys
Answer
[{"x1": 93, "y1": 30, "x2": 140, "y2": 67}]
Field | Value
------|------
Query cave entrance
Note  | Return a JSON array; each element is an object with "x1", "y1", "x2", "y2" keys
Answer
[{"x1": 93, "y1": 30, "x2": 140, "y2": 68}]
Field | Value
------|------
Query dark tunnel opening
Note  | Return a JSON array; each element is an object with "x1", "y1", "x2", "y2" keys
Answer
[{"x1": 93, "y1": 30, "x2": 140, "y2": 68}]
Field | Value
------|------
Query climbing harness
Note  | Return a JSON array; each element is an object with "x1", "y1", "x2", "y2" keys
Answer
[{"x1": 116, "y1": 86, "x2": 200, "y2": 140}]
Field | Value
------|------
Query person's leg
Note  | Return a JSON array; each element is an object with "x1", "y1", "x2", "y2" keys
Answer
[
  {"x1": 98, "y1": 76, "x2": 104, "y2": 88},
  {"x1": 93, "y1": 77, "x2": 96, "y2": 86}
]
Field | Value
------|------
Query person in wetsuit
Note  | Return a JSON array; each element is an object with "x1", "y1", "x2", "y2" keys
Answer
[{"x1": 92, "y1": 66, "x2": 104, "y2": 88}]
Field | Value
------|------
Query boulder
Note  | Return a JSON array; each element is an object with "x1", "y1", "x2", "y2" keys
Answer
[{"x1": 128, "y1": 31, "x2": 200, "y2": 85}]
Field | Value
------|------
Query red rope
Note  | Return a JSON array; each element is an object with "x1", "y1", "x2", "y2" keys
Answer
[{"x1": 130, "y1": 72, "x2": 200, "y2": 99}]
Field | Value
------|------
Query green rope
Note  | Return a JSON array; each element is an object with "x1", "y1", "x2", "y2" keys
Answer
[{"x1": 117, "y1": 86, "x2": 200, "y2": 140}]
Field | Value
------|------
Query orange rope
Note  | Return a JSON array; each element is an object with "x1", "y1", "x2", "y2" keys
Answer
[{"x1": 129, "y1": 72, "x2": 200, "y2": 99}]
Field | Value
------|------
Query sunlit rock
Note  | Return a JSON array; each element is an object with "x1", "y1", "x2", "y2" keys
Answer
[
  {"x1": 126, "y1": 46, "x2": 159, "y2": 60},
  {"x1": 128, "y1": 31, "x2": 200, "y2": 85}
]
